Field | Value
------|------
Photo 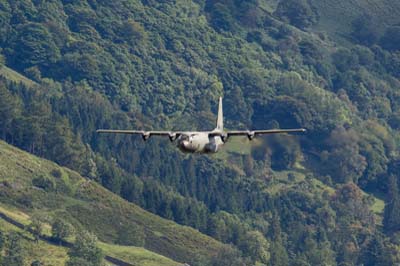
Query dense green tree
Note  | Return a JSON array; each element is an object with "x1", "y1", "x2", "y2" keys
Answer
[
  {"x1": 209, "y1": 245, "x2": 248, "y2": 266},
  {"x1": 29, "y1": 213, "x2": 45, "y2": 243},
  {"x1": 67, "y1": 230, "x2": 103, "y2": 266},
  {"x1": 383, "y1": 175, "x2": 400, "y2": 233},
  {"x1": 51, "y1": 218, "x2": 73, "y2": 243},
  {"x1": 332, "y1": 182, "x2": 373, "y2": 225},
  {"x1": 10, "y1": 23, "x2": 60, "y2": 71},
  {"x1": 322, "y1": 126, "x2": 367, "y2": 183},
  {"x1": 301, "y1": 235, "x2": 336, "y2": 265},
  {"x1": 351, "y1": 15, "x2": 379, "y2": 46},
  {"x1": 120, "y1": 175, "x2": 144, "y2": 204},
  {"x1": 0, "y1": 53, "x2": 5, "y2": 67},
  {"x1": 238, "y1": 0, "x2": 265, "y2": 27},
  {"x1": 269, "y1": 213, "x2": 289, "y2": 266},
  {"x1": 206, "y1": 2, "x2": 236, "y2": 31},
  {"x1": 120, "y1": 19, "x2": 147, "y2": 44},
  {"x1": 332, "y1": 48, "x2": 359, "y2": 72},
  {"x1": 61, "y1": 52, "x2": 101, "y2": 83},
  {"x1": 275, "y1": 0, "x2": 317, "y2": 29},
  {"x1": 299, "y1": 39, "x2": 324, "y2": 66},
  {"x1": 380, "y1": 26, "x2": 400, "y2": 51},
  {"x1": 66, "y1": 257, "x2": 94, "y2": 266},
  {"x1": 0, "y1": 81, "x2": 21, "y2": 141},
  {"x1": 44, "y1": 117, "x2": 86, "y2": 172},
  {"x1": 0, "y1": 1, "x2": 12, "y2": 45},
  {"x1": 358, "y1": 235, "x2": 392, "y2": 266},
  {"x1": 270, "y1": 240, "x2": 289, "y2": 266},
  {"x1": 0, "y1": 230, "x2": 4, "y2": 250},
  {"x1": 239, "y1": 230, "x2": 270, "y2": 264},
  {"x1": 2, "y1": 232, "x2": 24, "y2": 266},
  {"x1": 225, "y1": 86, "x2": 252, "y2": 126}
]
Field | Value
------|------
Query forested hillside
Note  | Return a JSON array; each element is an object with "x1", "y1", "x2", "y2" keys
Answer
[
  {"x1": 1, "y1": 0, "x2": 400, "y2": 265},
  {"x1": 0, "y1": 140, "x2": 223, "y2": 265}
]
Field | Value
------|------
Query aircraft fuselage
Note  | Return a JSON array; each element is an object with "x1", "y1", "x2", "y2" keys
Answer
[{"x1": 177, "y1": 132, "x2": 224, "y2": 153}]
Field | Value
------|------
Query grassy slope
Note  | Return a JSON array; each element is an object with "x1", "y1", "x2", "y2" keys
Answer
[
  {"x1": 309, "y1": 0, "x2": 400, "y2": 42},
  {"x1": 0, "y1": 66, "x2": 38, "y2": 87},
  {"x1": 0, "y1": 204, "x2": 178, "y2": 266},
  {"x1": 0, "y1": 140, "x2": 224, "y2": 264},
  {"x1": 263, "y1": 0, "x2": 400, "y2": 44},
  {"x1": 0, "y1": 217, "x2": 69, "y2": 266}
]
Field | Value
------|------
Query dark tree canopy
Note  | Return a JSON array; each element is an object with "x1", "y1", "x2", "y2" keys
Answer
[
  {"x1": 275, "y1": 0, "x2": 317, "y2": 29},
  {"x1": 380, "y1": 26, "x2": 400, "y2": 51}
]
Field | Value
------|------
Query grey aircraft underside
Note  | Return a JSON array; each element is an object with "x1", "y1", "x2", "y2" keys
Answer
[{"x1": 97, "y1": 97, "x2": 306, "y2": 154}]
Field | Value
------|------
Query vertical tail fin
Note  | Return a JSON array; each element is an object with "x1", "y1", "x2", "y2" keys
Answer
[{"x1": 216, "y1": 97, "x2": 223, "y2": 131}]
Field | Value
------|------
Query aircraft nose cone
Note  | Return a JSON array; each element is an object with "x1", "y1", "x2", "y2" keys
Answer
[
  {"x1": 177, "y1": 140, "x2": 194, "y2": 153},
  {"x1": 182, "y1": 140, "x2": 190, "y2": 148}
]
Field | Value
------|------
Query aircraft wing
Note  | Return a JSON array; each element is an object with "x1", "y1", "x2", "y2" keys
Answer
[
  {"x1": 96, "y1": 129, "x2": 182, "y2": 141},
  {"x1": 226, "y1": 128, "x2": 306, "y2": 136}
]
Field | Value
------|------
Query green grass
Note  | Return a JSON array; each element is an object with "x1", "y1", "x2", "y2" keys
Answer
[
  {"x1": 0, "y1": 217, "x2": 23, "y2": 232},
  {"x1": 99, "y1": 242, "x2": 179, "y2": 266},
  {"x1": 0, "y1": 140, "x2": 224, "y2": 264},
  {"x1": 225, "y1": 136, "x2": 262, "y2": 155},
  {"x1": 22, "y1": 239, "x2": 69, "y2": 266},
  {"x1": 0, "y1": 203, "x2": 180, "y2": 266},
  {"x1": 0, "y1": 66, "x2": 38, "y2": 87},
  {"x1": 371, "y1": 197, "x2": 385, "y2": 215},
  {"x1": 215, "y1": 136, "x2": 262, "y2": 162},
  {"x1": 0, "y1": 213, "x2": 69, "y2": 266},
  {"x1": 370, "y1": 194, "x2": 385, "y2": 226}
]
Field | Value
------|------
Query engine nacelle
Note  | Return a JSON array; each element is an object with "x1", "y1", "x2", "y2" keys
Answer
[
  {"x1": 221, "y1": 133, "x2": 229, "y2": 143},
  {"x1": 169, "y1": 133, "x2": 177, "y2": 142},
  {"x1": 247, "y1": 131, "x2": 255, "y2": 141},
  {"x1": 142, "y1": 132, "x2": 150, "y2": 141}
]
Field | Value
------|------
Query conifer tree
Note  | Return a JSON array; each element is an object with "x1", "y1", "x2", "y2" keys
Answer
[
  {"x1": 239, "y1": 230, "x2": 270, "y2": 264},
  {"x1": 0, "y1": 230, "x2": 4, "y2": 250},
  {"x1": 269, "y1": 212, "x2": 289, "y2": 266},
  {"x1": 383, "y1": 175, "x2": 400, "y2": 233},
  {"x1": 29, "y1": 214, "x2": 44, "y2": 243},
  {"x1": 358, "y1": 235, "x2": 393, "y2": 266},
  {"x1": 3, "y1": 232, "x2": 24, "y2": 266},
  {"x1": 0, "y1": 81, "x2": 20, "y2": 141}
]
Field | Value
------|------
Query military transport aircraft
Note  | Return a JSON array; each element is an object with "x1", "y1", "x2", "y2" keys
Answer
[{"x1": 97, "y1": 97, "x2": 306, "y2": 154}]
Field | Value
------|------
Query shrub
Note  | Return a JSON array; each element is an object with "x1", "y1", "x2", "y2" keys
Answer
[
  {"x1": 274, "y1": 0, "x2": 317, "y2": 29},
  {"x1": 351, "y1": 16, "x2": 379, "y2": 46},
  {"x1": 117, "y1": 223, "x2": 146, "y2": 247},
  {"x1": 32, "y1": 174, "x2": 55, "y2": 191},
  {"x1": 50, "y1": 169, "x2": 62, "y2": 179},
  {"x1": 52, "y1": 218, "x2": 74, "y2": 243}
]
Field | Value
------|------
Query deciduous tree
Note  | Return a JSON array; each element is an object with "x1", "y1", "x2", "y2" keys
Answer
[{"x1": 67, "y1": 230, "x2": 103, "y2": 266}]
